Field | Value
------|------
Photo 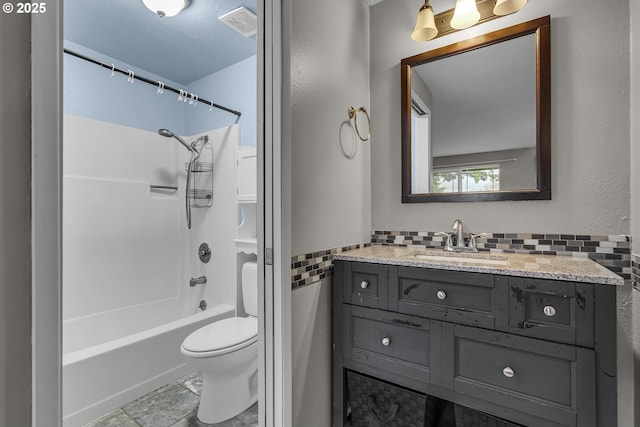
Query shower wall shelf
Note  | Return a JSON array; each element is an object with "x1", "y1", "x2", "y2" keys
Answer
[
  {"x1": 233, "y1": 238, "x2": 257, "y2": 255},
  {"x1": 185, "y1": 162, "x2": 213, "y2": 173},
  {"x1": 187, "y1": 189, "x2": 213, "y2": 202},
  {"x1": 188, "y1": 142, "x2": 214, "y2": 209}
]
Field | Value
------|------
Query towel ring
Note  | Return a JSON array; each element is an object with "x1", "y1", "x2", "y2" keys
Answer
[{"x1": 348, "y1": 106, "x2": 371, "y2": 142}]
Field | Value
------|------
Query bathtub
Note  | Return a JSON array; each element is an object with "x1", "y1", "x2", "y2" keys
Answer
[{"x1": 62, "y1": 303, "x2": 235, "y2": 427}]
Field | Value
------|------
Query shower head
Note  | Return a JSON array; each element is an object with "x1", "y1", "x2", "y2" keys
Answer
[{"x1": 158, "y1": 129, "x2": 196, "y2": 153}]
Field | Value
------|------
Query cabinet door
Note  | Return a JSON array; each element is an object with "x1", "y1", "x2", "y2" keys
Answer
[
  {"x1": 443, "y1": 324, "x2": 596, "y2": 427},
  {"x1": 342, "y1": 261, "x2": 388, "y2": 310},
  {"x1": 389, "y1": 266, "x2": 509, "y2": 331},
  {"x1": 509, "y1": 278, "x2": 594, "y2": 347},
  {"x1": 344, "y1": 305, "x2": 439, "y2": 387}
]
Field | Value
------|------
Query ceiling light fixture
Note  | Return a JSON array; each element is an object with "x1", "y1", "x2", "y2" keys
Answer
[
  {"x1": 412, "y1": 0, "x2": 529, "y2": 42},
  {"x1": 412, "y1": 0, "x2": 438, "y2": 41},
  {"x1": 141, "y1": 0, "x2": 190, "y2": 17}
]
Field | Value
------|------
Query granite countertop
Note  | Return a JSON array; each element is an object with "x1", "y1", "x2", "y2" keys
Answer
[{"x1": 334, "y1": 245, "x2": 624, "y2": 285}]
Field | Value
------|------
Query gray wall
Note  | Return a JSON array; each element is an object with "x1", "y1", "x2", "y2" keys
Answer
[
  {"x1": 288, "y1": 0, "x2": 370, "y2": 425},
  {"x1": 290, "y1": 0, "x2": 371, "y2": 256},
  {"x1": 0, "y1": 12, "x2": 32, "y2": 427},
  {"x1": 370, "y1": 0, "x2": 630, "y2": 235},
  {"x1": 631, "y1": 0, "x2": 640, "y2": 422}
]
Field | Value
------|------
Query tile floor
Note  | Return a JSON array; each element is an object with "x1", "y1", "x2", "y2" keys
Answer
[{"x1": 84, "y1": 372, "x2": 258, "y2": 427}]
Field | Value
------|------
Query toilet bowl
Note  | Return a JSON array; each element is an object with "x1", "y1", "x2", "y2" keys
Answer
[{"x1": 181, "y1": 261, "x2": 258, "y2": 424}]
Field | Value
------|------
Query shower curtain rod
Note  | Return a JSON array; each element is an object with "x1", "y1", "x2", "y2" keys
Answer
[{"x1": 64, "y1": 49, "x2": 242, "y2": 118}]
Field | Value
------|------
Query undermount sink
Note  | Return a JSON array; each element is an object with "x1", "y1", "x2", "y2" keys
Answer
[{"x1": 413, "y1": 250, "x2": 509, "y2": 266}]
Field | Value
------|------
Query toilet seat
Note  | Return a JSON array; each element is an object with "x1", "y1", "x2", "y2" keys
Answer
[{"x1": 182, "y1": 316, "x2": 257, "y2": 357}]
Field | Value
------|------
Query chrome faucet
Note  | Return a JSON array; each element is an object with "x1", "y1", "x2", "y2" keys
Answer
[
  {"x1": 451, "y1": 219, "x2": 464, "y2": 248},
  {"x1": 436, "y1": 219, "x2": 490, "y2": 252},
  {"x1": 190, "y1": 276, "x2": 207, "y2": 287}
]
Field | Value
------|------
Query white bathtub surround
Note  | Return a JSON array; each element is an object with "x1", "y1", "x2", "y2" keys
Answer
[
  {"x1": 180, "y1": 124, "x2": 243, "y2": 315},
  {"x1": 62, "y1": 304, "x2": 234, "y2": 427},
  {"x1": 62, "y1": 115, "x2": 243, "y2": 426}
]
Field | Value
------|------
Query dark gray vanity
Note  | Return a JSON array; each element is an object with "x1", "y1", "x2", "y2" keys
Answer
[{"x1": 332, "y1": 247, "x2": 621, "y2": 427}]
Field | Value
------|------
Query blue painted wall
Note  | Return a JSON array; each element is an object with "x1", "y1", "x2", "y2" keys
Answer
[
  {"x1": 63, "y1": 41, "x2": 256, "y2": 146},
  {"x1": 186, "y1": 55, "x2": 257, "y2": 147},
  {"x1": 64, "y1": 41, "x2": 187, "y2": 134}
]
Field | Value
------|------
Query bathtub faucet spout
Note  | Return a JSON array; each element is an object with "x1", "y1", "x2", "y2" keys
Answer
[{"x1": 190, "y1": 276, "x2": 207, "y2": 287}]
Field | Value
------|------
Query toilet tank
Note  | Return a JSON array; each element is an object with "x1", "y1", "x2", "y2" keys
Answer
[{"x1": 241, "y1": 261, "x2": 258, "y2": 316}]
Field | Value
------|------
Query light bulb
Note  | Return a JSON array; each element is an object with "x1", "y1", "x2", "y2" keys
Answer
[
  {"x1": 412, "y1": 2, "x2": 438, "y2": 42},
  {"x1": 493, "y1": 0, "x2": 528, "y2": 16},
  {"x1": 450, "y1": 0, "x2": 480, "y2": 30},
  {"x1": 141, "y1": 0, "x2": 190, "y2": 17}
]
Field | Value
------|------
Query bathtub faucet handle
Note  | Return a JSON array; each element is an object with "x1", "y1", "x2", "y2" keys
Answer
[{"x1": 190, "y1": 276, "x2": 207, "y2": 287}]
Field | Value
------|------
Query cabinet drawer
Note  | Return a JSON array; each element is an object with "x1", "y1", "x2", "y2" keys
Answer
[
  {"x1": 344, "y1": 305, "x2": 437, "y2": 385},
  {"x1": 341, "y1": 261, "x2": 388, "y2": 310},
  {"x1": 509, "y1": 278, "x2": 594, "y2": 347},
  {"x1": 389, "y1": 266, "x2": 509, "y2": 331},
  {"x1": 445, "y1": 324, "x2": 595, "y2": 427}
]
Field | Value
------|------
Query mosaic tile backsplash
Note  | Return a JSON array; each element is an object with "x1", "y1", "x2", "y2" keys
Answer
[
  {"x1": 290, "y1": 230, "x2": 632, "y2": 289},
  {"x1": 291, "y1": 244, "x2": 369, "y2": 289}
]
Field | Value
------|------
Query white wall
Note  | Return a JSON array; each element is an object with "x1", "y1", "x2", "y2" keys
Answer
[
  {"x1": 0, "y1": 11, "x2": 32, "y2": 427},
  {"x1": 370, "y1": 0, "x2": 630, "y2": 235},
  {"x1": 287, "y1": 0, "x2": 371, "y2": 425}
]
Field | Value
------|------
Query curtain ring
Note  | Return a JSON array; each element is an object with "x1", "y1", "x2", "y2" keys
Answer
[
  {"x1": 348, "y1": 106, "x2": 371, "y2": 142},
  {"x1": 126, "y1": 70, "x2": 135, "y2": 83},
  {"x1": 157, "y1": 81, "x2": 164, "y2": 94},
  {"x1": 110, "y1": 64, "x2": 115, "y2": 77}
]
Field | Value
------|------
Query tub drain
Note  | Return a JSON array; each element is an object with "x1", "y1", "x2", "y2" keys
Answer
[{"x1": 199, "y1": 300, "x2": 207, "y2": 311}]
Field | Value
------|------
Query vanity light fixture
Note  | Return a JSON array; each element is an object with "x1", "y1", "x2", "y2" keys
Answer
[
  {"x1": 493, "y1": 0, "x2": 528, "y2": 16},
  {"x1": 412, "y1": 0, "x2": 438, "y2": 41},
  {"x1": 141, "y1": 0, "x2": 190, "y2": 17},
  {"x1": 450, "y1": 0, "x2": 481, "y2": 29},
  {"x1": 412, "y1": 0, "x2": 528, "y2": 41}
]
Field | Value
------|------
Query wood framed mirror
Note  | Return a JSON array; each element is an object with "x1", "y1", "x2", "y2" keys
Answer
[{"x1": 401, "y1": 16, "x2": 551, "y2": 202}]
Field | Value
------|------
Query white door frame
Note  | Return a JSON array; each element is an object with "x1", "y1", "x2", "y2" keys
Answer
[
  {"x1": 260, "y1": 0, "x2": 292, "y2": 426},
  {"x1": 30, "y1": 1, "x2": 290, "y2": 426},
  {"x1": 32, "y1": 6, "x2": 63, "y2": 426}
]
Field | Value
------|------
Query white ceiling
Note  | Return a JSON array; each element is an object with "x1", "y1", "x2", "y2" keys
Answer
[
  {"x1": 413, "y1": 34, "x2": 537, "y2": 157},
  {"x1": 64, "y1": 0, "x2": 258, "y2": 85}
]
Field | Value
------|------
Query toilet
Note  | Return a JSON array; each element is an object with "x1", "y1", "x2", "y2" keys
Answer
[{"x1": 181, "y1": 261, "x2": 258, "y2": 424}]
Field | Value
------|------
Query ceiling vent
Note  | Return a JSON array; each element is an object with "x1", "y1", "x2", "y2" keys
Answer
[{"x1": 219, "y1": 6, "x2": 258, "y2": 37}]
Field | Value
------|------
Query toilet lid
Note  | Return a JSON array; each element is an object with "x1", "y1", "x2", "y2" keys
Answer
[{"x1": 183, "y1": 317, "x2": 257, "y2": 353}]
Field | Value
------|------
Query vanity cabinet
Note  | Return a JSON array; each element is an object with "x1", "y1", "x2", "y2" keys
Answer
[{"x1": 333, "y1": 261, "x2": 617, "y2": 427}]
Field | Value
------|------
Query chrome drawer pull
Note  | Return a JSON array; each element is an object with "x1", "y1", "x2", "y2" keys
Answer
[
  {"x1": 543, "y1": 305, "x2": 556, "y2": 317},
  {"x1": 381, "y1": 337, "x2": 391, "y2": 346},
  {"x1": 503, "y1": 367, "x2": 515, "y2": 378},
  {"x1": 360, "y1": 280, "x2": 369, "y2": 289},
  {"x1": 437, "y1": 290, "x2": 447, "y2": 300}
]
